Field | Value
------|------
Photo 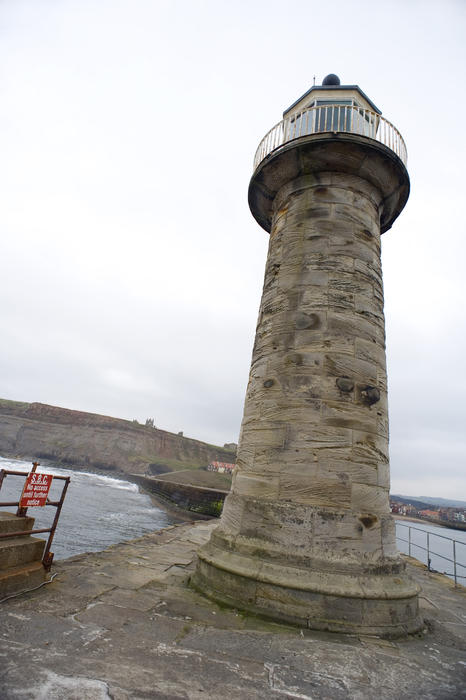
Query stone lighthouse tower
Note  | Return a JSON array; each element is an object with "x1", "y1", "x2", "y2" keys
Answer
[{"x1": 193, "y1": 75, "x2": 422, "y2": 636}]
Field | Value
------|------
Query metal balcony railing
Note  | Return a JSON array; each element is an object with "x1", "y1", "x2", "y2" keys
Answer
[
  {"x1": 396, "y1": 522, "x2": 466, "y2": 587},
  {"x1": 253, "y1": 104, "x2": 407, "y2": 171}
]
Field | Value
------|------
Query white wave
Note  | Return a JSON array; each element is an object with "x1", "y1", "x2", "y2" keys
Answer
[
  {"x1": 0, "y1": 456, "x2": 29, "y2": 471},
  {"x1": 105, "y1": 481, "x2": 139, "y2": 492},
  {"x1": 0, "y1": 458, "x2": 139, "y2": 494},
  {"x1": 64, "y1": 470, "x2": 139, "y2": 493}
]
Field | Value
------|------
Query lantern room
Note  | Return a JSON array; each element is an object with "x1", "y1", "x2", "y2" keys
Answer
[{"x1": 283, "y1": 73, "x2": 381, "y2": 139}]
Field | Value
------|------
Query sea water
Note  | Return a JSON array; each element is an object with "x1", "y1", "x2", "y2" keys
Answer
[
  {"x1": 396, "y1": 519, "x2": 466, "y2": 585},
  {"x1": 0, "y1": 456, "x2": 175, "y2": 560}
]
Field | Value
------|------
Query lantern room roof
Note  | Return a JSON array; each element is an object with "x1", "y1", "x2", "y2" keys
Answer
[{"x1": 283, "y1": 82, "x2": 381, "y2": 118}]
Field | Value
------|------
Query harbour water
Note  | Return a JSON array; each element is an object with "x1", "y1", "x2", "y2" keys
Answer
[
  {"x1": 0, "y1": 457, "x2": 175, "y2": 560},
  {"x1": 396, "y1": 519, "x2": 466, "y2": 585}
]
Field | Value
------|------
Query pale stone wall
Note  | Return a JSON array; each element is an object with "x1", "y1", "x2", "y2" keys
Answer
[{"x1": 218, "y1": 171, "x2": 397, "y2": 569}]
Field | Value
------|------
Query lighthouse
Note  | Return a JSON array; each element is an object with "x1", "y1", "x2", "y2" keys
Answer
[{"x1": 193, "y1": 75, "x2": 422, "y2": 636}]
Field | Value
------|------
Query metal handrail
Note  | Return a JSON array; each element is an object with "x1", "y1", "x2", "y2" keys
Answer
[
  {"x1": 253, "y1": 104, "x2": 407, "y2": 171},
  {"x1": 0, "y1": 464, "x2": 70, "y2": 570},
  {"x1": 396, "y1": 522, "x2": 466, "y2": 587}
]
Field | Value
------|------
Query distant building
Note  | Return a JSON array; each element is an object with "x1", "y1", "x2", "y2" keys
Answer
[
  {"x1": 207, "y1": 461, "x2": 235, "y2": 475},
  {"x1": 389, "y1": 501, "x2": 417, "y2": 516},
  {"x1": 418, "y1": 509, "x2": 440, "y2": 519}
]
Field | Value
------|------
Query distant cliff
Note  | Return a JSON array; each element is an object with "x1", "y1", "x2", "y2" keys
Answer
[{"x1": 0, "y1": 399, "x2": 235, "y2": 476}]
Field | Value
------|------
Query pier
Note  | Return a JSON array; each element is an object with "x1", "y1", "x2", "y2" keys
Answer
[{"x1": 1, "y1": 519, "x2": 464, "y2": 698}]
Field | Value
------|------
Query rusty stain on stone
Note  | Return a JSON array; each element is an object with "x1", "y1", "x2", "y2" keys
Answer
[{"x1": 359, "y1": 514, "x2": 379, "y2": 529}]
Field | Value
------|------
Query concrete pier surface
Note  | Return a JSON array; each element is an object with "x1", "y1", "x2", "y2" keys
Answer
[{"x1": 0, "y1": 520, "x2": 465, "y2": 699}]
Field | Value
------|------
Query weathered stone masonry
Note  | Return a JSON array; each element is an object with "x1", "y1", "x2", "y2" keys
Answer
[
  {"x1": 236, "y1": 172, "x2": 391, "y2": 523},
  {"x1": 194, "y1": 78, "x2": 422, "y2": 636}
]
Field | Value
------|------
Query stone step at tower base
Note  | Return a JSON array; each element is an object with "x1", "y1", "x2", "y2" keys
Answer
[
  {"x1": 0, "y1": 561, "x2": 46, "y2": 599},
  {"x1": 0, "y1": 511, "x2": 46, "y2": 597}
]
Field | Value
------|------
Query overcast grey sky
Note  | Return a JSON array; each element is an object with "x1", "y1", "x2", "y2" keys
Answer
[{"x1": 1, "y1": 0, "x2": 465, "y2": 499}]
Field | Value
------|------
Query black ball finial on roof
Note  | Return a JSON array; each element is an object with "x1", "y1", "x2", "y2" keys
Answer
[{"x1": 322, "y1": 74, "x2": 340, "y2": 86}]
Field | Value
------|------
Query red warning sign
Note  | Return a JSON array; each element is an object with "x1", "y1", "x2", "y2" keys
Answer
[{"x1": 19, "y1": 472, "x2": 53, "y2": 508}]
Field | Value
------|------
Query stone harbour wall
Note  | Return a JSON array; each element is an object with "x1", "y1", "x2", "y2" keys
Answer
[{"x1": 132, "y1": 474, "x2": 228, "y2": 517}]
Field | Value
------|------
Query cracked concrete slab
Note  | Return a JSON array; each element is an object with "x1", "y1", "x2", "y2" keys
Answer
[{"x1": 0, "y1": 520, "x2": 465, "y2": 699}]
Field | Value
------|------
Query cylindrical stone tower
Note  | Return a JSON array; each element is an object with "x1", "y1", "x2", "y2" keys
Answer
[{"x1": 193, "y1": 75, "x2": 422, "y2": 636}]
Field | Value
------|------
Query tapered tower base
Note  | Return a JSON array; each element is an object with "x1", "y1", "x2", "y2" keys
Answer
[{"x1": 193, "y1": 503, "x2": 422, "y2": 637}]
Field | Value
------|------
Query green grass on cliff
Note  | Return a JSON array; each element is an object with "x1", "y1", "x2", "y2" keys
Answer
[
  {"x1": 154, "y1": 458, "x2": 214, "y2": 471},
  {"x1": 0, "y1": 398, "x2": 30, "y2": 412},
  {"x1": 156, "y1": 469, "x2": 232, "y2": 490},
  {"x1": 128, "y1": 455, "x2": 209, "y2": 471}
]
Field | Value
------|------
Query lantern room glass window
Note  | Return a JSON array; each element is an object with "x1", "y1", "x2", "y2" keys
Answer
[
  {"x1": 313, "y1": 99, "x2": 353, "y2": 131},
  {"x1": 288, "y1": 99, "x2": 378, "y2": 139}
]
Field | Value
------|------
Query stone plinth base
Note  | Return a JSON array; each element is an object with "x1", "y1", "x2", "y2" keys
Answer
[{"x1": 192, "y1": 541, "x2": 423, "y2": 637}]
